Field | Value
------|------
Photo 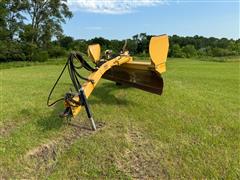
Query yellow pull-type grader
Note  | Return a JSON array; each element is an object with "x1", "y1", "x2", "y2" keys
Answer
[{"x1": 47, "y1": 34, "x2": 169, "y2": 130}]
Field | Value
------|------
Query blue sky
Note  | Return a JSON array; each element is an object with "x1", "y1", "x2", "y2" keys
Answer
[{"x1": 63, "y1": 0, "x2": 239, "y2": 40}]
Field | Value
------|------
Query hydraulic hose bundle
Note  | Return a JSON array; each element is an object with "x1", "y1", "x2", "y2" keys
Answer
[
  {"x1": 47, "y1": 52, "x2": 96, "y2": 107},
  {"x1": 47, "y1": 52, "x2": 97, "y2": 130}
]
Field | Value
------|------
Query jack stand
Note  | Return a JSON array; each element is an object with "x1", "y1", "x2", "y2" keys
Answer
[{"x1": 79, "y1": 88, "x2": 96, "y2": 131}]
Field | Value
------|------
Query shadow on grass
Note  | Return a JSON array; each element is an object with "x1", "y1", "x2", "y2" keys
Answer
[
  {"x1": 36, "y1": 82, "x2": 134, "y2": 131},
  {"x1": 89, "y1": 82, "x2": 135, "y2": 106},
  {"x1": 36, "y1": 102, "x2": 65, "y2": 132}
]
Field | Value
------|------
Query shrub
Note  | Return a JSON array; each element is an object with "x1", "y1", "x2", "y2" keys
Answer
[
  {"x1": 212, "y1": 48, "x2": 232, "y2": 57},
  {"x1": 78, "y1": 41, "x2": 88, "y2": 53},
  {"x1": 171, "y1": 44, "x2": 186, "y2": 58},
  {"x1": 48, "y1": 46, "x2": 66, "y2": 58},
  {"x1": 32, "y1": 51, "x2": 48, "y2": 62},
  {"x1": 182, "y1": 45, "x2": 197, "y2": 58},
  {"x1": 8, "y1": 52, "x2": 26, "y2": 61},
  {"x1": 197, "y1": 48, "x2": 207, "y2": 56},
  {"x1": 0, "y1": 41, "x2": 26, "y2": 62}
]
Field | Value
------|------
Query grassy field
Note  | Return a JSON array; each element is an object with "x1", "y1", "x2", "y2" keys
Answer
[{"x1": 0, "y1": 58, "x2": 239, "y2": 179}]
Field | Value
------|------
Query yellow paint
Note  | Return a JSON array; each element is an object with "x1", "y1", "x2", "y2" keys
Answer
[
  {"x1": 87, "y1": 44, "x2": 101, "y2": 63},
  {"x1": 65, "y1": 34, "x2": 169, "y2": 117},
  {"x1": 66, "y1": 55, "x2": 133, "y2": 117},
  {"x1": 149, "y1": 34, "x2": 169, "y2": 73},
  {"x1": 115, "y1": 35, "x2": 169, "y2": 73}
]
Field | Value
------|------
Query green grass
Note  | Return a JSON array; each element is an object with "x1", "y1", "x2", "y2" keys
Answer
[
  {"x1": 0, "y1": 58, "x2": 239, "y2": 179},
  {"x1": 197, "y1": 56, "x2": 240, "y2": 62}
]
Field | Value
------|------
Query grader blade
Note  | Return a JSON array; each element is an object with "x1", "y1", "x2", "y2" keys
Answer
[
  {"x1": 103, "y1": 64, "x2": 164, "y2": 95},
  {"x1": 102, "y1": 34, "x2": 169, "y2": 95},
  {"x1": 47, "y1": 34, "x2": 169, "y2": 131}
]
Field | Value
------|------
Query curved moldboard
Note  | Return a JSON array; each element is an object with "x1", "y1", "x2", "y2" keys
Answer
[{"x1": 102, "y1": 66, "x2": 164, "y2": 95}]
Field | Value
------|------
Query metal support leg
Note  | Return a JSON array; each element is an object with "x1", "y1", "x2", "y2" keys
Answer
[{"x1": 79, "y1": 88, "x2": 96, "y2": 131}]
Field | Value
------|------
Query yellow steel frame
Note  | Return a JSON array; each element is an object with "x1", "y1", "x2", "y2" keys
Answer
[
  {"x1": 65, "y1": 55, "x2": 133, "y2": 117},
  {"x1": 64, "y1": 34, "x2": 169, "y2": 118}
]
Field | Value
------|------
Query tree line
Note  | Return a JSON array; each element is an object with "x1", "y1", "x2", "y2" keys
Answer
[
  {"x1": 0, "y1": 1, "x2": 239, "y2": 62},
  {"x1": 0, "y1": 0, "x2": 72, "y2": 62},
  {"x1": 56, "y1": 34, "x2": 240, "y2": 59}
]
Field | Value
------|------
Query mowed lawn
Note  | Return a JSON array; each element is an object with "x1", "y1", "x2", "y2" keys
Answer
[{"x1": 0, "y1": 58, "x2": 239, "y2": 179}]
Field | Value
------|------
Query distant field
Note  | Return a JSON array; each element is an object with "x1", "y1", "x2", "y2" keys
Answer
[{"x1": 0, "y1": 58, "x2": 239, "y2": 178}]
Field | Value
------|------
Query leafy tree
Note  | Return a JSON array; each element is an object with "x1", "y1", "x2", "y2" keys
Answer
[
  {"x1": 0, "y1": 1, "x2": 9, "y2": 40},
  {"x1": 0, "y1": 0, "x2": 27, "y2": 62},
  {"x1": 182, "y1": 45, "x2": 197, "y2": 58},
  {"x1": 212, "y1": 48, "x2": 232, "y2": 57},
  {"x1": 126, "y1": 39, "x2": 138, "y2": 55},
  {"x1": 19, "y1": 24, "x2": 37, "y2": 42},
  {"x1": 59, "y1": 36, "x2": 74, "y2": 50},
  {"x1": 109, "y1": 39, "x2": 123, "y2": 54},
  {"x1": 3, "y1": 0, "x2": 26, "y2": 40},
  {"x1": 132, "y1": 34, "x2": 138, "y2": 41},
  {"x1": 23, "y1": 0, "x2": 72, "y2": 47},
  {"x1": 89, "y1": 37, "x2": 110, "y2": 51},
  {"x1": 19, "y1": 24, "x2": 38, "y2": 60},
  {"x1": 48, "y1": 46, "x2": 66, "y2": 58},
  {"x1": 78, "y1": 40, "x2": 88, "y2": 53},
  {"x1": 139, "y1": 33, "x2": 149, "y2": 54},
  {"x1": 218, "y1": 38, "x2": 229, "y2": 48},
  {"x1": 131, "y1": 33, "x2": 150, "y2": 54},
  {"x1": 171, "y1": 44, "x2": 185, "y2": 58}
]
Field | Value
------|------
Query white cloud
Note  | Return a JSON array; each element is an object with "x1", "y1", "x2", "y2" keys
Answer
[{"x1": 67, "y1": 0, "x2": 166, "y2": 14}]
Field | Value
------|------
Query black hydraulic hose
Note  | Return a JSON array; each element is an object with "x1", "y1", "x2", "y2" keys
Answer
[
  {"x1": 68, "y1": 56, "x2": 81, "y2": 91},
  {"x1": 47, "y1": 59, "x2": 69, "y2": 107},
  {"x1": 74, "y1": 69, "x2": 91, "y2": 82},
  {"x1": 75, "y1": 53, "x2": 96, "y2": 72},
  {"x1": 47, "y1": 52, "x2": 96, "y2": 107}
]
